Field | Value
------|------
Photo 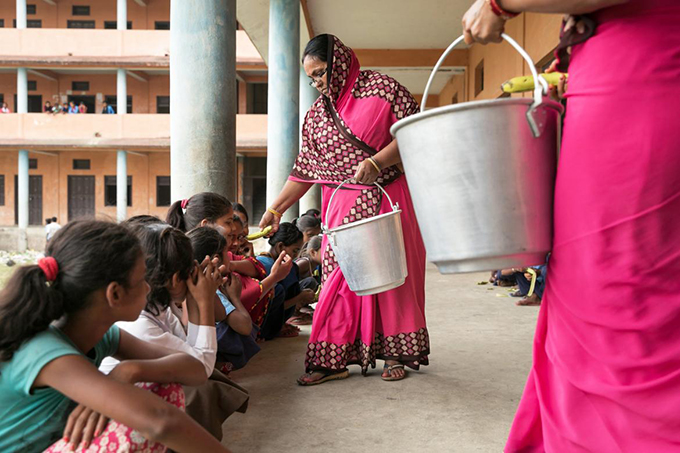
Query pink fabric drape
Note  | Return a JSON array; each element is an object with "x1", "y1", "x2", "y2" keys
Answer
[{"x1": 506, "y1": 1, "x2": 680, "y2": 451}]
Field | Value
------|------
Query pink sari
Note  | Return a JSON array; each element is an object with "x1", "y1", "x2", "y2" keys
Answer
[
  {"x1": 290, "y1": 36, "x2": 429, "y2": 374},
  {"x1": 507, "y1": 2, "x2": 680, "y2": 451}
]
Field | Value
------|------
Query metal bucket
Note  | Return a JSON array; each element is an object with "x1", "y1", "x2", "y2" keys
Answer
[
  {"x1": 322, "y1": 181, "x2": 408, "y2": 296},
  {"x1": 390, "y1": 33, "x2": 564, "y2": 274}
]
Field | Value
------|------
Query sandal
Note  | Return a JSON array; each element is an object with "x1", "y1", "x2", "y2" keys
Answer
[
  {"x1": 297, "y1": 369, "x2": 349, "y2": 386},
  {"x1": 382, "y1": 363, "x2": 407, "y2": 381}
]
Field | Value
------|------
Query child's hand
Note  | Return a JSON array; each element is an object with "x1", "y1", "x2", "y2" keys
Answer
[
  {"x1": 270, "y1": 251, "x2": 293, "y2": 281},
  {"x1": 63, "y1": 404, "x2": 109, "y2": 451},
  {"x1": 188, "y1": 257, "x2": 222, "y2": 309},
  {"x1": 224, "y1": 272, "x2": 243, "y2": 301}
]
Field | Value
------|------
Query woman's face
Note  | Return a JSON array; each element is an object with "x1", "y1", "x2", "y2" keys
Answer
[
  {"x1": 204, "y1": 209, "x2": 235, "y2": 236},
  {"x1": 303, "y1": 227, "x2": 321, "y2": 245},
  {"x1": 120, "y1": 254, "x2": 151, "y2": 321},
  {"x1": 219, "y1": 248, "x2": 231, "y2": 272},
  {"x1": 304, "y1": 56, "x2": 328, "y2": 97}
]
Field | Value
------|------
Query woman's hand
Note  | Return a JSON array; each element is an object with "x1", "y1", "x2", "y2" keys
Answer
[
  {"x1": 462, "y1": 0, "x2": 507, "y2": 45},
  {"x1": 354, "y1": 159, "x2": 380, "y2": 185},
  {"x1": 258, "y1": 210, "x2": 281, "y2": 235},
  {"x1": 63, "y1": 404, "x2": 109, "y2": 451}
]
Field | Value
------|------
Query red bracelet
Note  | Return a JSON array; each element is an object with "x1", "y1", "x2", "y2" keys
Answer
[{"x1": 488, "y1": 0, "x2": 519, "y2": 20}]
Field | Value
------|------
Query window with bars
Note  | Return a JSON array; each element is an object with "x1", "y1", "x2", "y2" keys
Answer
[
  {"x1": 474, "y1": 60, "x2": 485, "y2": 97},
  {"x1": 27, "y1": 4, "x2": 36, "y2": 15},
  {"x1": 14, "y1": 19, "x2": 41, "y2": 28},
  {"x1": 156, "y1": 176, "x2": 171, "y2": 206},
  {"x1": 67, "y1": 20, "x2": 95, "y2": 29},
  {"x1": 0, "y1": 175, "x2": 5, "y2": 206},
  {"x1": 72, "y1": 6, "x2": 90, "y2": 16},
  {"x1": 72, "y1": 81, "x2": 90, "y2": 91},
  {"x1": 73, "y1": 159, "x2": 91, "y2": 170},
  {"x1": 157, "y1": 96, "x2": 170, "y2": 114},
  {"x1": 155, "y1": 21, "x2": 170, "y2": 30},
  {"x1": 105, "y1": 176, "x2": 132, "y2": 207},
  {"x1": 28, "y1": 81, "x2": 37, "y2": 91},
  {"x1": 29, "y1": 159, "x2": 37, "y2": 170}
]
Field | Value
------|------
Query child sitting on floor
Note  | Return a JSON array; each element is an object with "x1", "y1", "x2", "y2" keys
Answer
[
  {"x1": 0, "y1": 220, "x2": 227, "y2": 453},
  {"x1": 294, "y1": 214, "x2": 322, "y2": 244},
  {"x1": 187, "y1": 226, "x2": 259, "y2": 371},
  {"x1": 257, "y1": 223, "x2": 316, "y2": 338},
  {"x1": 290, "y1": 235, "x2": 323, "y2": 326}
]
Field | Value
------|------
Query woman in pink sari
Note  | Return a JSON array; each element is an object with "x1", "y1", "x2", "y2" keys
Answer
[
  {"x1": 464, "y1": 0, "x2": 680, "y2": 450},
  {"x1": 259, "y1": 35, "x2": 429, "y2": 384}
]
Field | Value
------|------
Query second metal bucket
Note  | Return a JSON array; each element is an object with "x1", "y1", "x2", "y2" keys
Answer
[
  {"x1": 390, "y1": 34, "x2": 564, "y2": 274},
  {"x1": 322, "y1": 181, "x2": 408, "y2": 296}
]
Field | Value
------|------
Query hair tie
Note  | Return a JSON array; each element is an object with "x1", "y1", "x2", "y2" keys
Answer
[
  {"x1": 38, "y1": 257, "x2": 59, "y2": 282},
  {"x1": 180, "y1": 199, "x2": 189, "y2": 210}
]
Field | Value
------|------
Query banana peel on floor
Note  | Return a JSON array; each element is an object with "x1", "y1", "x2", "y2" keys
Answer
[{"x1": 501, "y1": 72, "x2": 568, "y2": 94}]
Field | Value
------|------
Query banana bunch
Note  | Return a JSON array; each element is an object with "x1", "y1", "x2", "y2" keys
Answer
[
  {"x1": 501, "y1": 72, "x2": 568, "y2": 94},
  {"x1": 246, "y1": 225, "x2": 273, "y2": 241}
]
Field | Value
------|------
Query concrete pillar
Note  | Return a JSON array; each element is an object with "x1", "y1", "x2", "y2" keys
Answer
[
  {"x1": 116, "y1": 69, "x2": 127, "y2": 115},
  {"x1": 17, "y1": 150, "x2": 28, "y2": 251},
  {"x1": 17, "y1": 68, "x2": 28, "y2": 114},
  {"x1": 170, "y1": 0, "x2": 236, "y2": 201},
  {"x1": 298, "y1": 66, "x2": 321, "y2": 215},
  {"x1": 116, "y1": 151, "x2": 128, "y2": 222},
  {"x1": 266, "y1": 0, "x2": 300, "y2": 221},
  {"x1": 116, "y1": 68, "x2": 128, "y2": 219},
  {"x1": 16, "y1": 0, "x2": 26, "y2": 29},
  {"x1": 117, "y1": 0, "x2": 127, "y2": 30}
]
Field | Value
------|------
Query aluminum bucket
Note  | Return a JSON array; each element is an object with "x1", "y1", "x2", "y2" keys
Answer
[
  {"x1": 322, "y1": 181, "x2": 408, "y2": 296},
  {"x1": 390, "y1": 34, "x2": 564, "y2": 274}
]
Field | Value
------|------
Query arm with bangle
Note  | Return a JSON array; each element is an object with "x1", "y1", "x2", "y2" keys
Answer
[{"x1": 259, "y1": 180, "x2": 313, "y2": 232}]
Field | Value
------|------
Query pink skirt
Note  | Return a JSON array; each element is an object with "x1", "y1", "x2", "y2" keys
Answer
[{"x1": 305, "y1": 176, "x2": 429, "y2": 374}]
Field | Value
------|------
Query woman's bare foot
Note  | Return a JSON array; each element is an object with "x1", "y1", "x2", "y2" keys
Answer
[{"x1": 381, "y1": 360, "x2": 406, "y2": 381}]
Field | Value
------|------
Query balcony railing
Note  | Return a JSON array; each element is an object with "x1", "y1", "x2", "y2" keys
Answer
[
  {"x1": 0, "y1": 113, "x2": 267, "y2": 153},
  {"x1": 0, "y1": 29, "x2": 264, "y2": 69}
]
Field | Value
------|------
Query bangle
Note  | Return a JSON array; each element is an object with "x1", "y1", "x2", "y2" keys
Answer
[
  {"x1": 267, "y1": 207, "x2": 283, "y2": 218},
  {"x1": 367, "y1": 157, "x2": 381, "y2": 173},
  {"x1": 488, "y1": 0, "x2": 519, "y2": 20}
]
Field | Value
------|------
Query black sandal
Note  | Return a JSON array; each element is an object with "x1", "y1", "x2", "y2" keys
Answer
[{"x1": 297, "y1": 369, "x2": 349, "y2": 386}]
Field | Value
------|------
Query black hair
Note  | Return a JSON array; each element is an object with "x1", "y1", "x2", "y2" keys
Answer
[
  {"x1": 294, "y1": 214, "x2": 321, "y2": 232},
  {"x1": 232, "y1": 202, "x2": 249, "y2": 223},
  {"x1": 166, "y1": 192, "x2": 233, "y2": 232},
  {"x1": 268, "y1": 222, "x2": 304, "y2": 247},
  {"x1": 45, "y1": 218, "x2": 52, "y2": 225},
  {"x1": 0, "y1": 220, "x2": 142, "y2": 362},
  {"x1": 302, "y1": 34, "x2": 330, "y2": 64},
  {"x1": 232, "y1": 214, "x2": 244, "y2": 227},
  {"x1": 51, "y1": 217, "x2": 57, "y2": 223},
  {"x1": 125, "y1": 220, "x2": 194, "y2": 316},
  {"x1": 187, "y1": 226, "x2": 228, "y2": 263}
]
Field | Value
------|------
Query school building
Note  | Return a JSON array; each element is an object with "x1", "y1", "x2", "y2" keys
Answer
[{"x1": 1, "y1": 0, "x2": 562, "y2": 250}]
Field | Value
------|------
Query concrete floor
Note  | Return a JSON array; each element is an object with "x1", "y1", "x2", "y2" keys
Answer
[{"x1": 223, "y1": 265, "x2": 539, "y2": 453}]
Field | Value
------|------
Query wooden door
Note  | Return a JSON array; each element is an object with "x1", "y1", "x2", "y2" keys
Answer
[
  {"x1": 14, "y1": 175, "x2": 43, "y2": 225},
  {"x1": 67, "y1": 175, "x2": 95, "y2": 221}
]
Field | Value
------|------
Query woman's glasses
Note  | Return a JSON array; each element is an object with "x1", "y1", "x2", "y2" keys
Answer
[{"x1": 308, "y1": 68, "x2": 327, "y2": 87}]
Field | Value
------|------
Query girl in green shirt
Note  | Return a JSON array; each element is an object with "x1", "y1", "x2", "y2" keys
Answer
[{"x1": 0, "y1": 219, "x2": 231, "y2": 453}]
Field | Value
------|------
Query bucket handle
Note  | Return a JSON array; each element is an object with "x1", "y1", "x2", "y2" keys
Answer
[
  {"x1": 322, "y1": 180, "x2": 399, "y2": 234},
  {"x1": 421, "y1": 33, "x2": 550, "y2": 138}
]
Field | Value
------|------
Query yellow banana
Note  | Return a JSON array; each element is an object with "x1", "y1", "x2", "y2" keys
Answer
[
  {"x1": 246, "y1": 225, "x2": 273, "y2": 241},
  {"x1": 501, "y1": 72, "x2": 568, "y2": 94}
]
